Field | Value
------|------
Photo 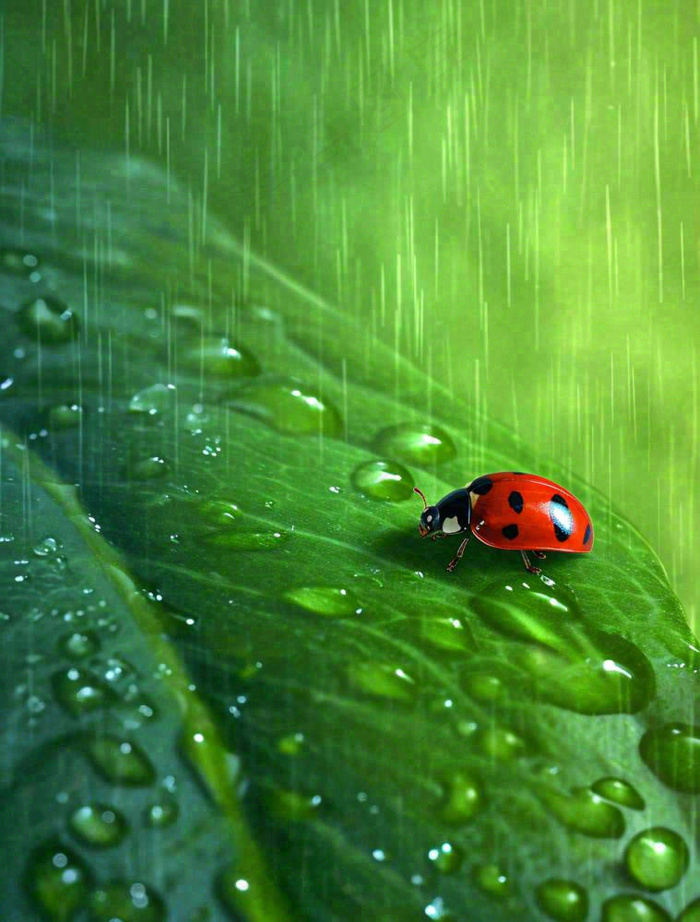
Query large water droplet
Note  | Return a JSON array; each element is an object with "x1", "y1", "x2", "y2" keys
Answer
[
  {"x1": 225, "y1": 377, "x2": 342, "y2": 436},
  {"x1": 88, "y1": 880, "x2": 166, "y2": 922},
  {"x1": 79, "y1": 735, "x2": 156, "y2": 786},
  {"x1": 17, "y1": 295, "x2": 79, "y2": 343},
  {"x1": 347, "y1": 662, "x2": 416, "y2": 701},
  {"x1": 284, "y1": 585, "x2": 361, "y2": 617},
  {"x1": 540, "y1": 786, "x2": 625, "y2": 838},
  {"x1": 129, "y1": 383, "x2": 175, "y2": 416},
  {"x1": 69, "y1": 803, "x2": 129, "y2": 848},
  {"x1": 601, "y1": 894, "x2": 671, "y2": 921},
  {"x1": 473, "y1": 863, "x2": 510, "y2": 896},
  {"x1": 374, "y1": 423, "x2": 456, "y2": 466},
  {"x1": 127, "y1": 455, "x2": 170, "y2": 480},
  {"x1": 535, "y1": 879, "x2": 589, "y2": 922},
  {"x1": 464, "y1": 673, "x2": 504, "y2": 702},
  {"x1": 58, "y1": 630, "x2": 101, "y2": 660},
  {"x1": 269, "y1": 788, "x2": 322, "y2": 821},
  {"x1": 427, "y1": 841, "x2": 464, "y2": 874},
  {"x1": 419, "y1": 616, "x2": 475, "y2": 653},
  {"x1": 438, "y1": 771, "x2": 482, "y2": 824},
  {"x1": 52, "y1": 667, "x2": 116, "y2": 717},
  {"x1": 590, "y1": 777, "x2": 644, "y2": 810},
  {"x1": 352, "y1": 459, "x2": 415, "y2": 501},
  {"x1": 24, "y1": 840, "x2": 94, "y2": 921},
  {"x1": 476, "y1": 725, "x2": 527, "y2": 761},
  {"x1": 639, "y1": 723, "x2": 700, "y2": 793},
  {"x1": 48, "y1": 403, "x2": 83, "y2": 430},
  {"x1": 624, "y1": 826, "x2": 689, "y2": 891},
  {"x1": 679, "y1": 899, "x2": 700, "y2": 921},
  {"x1": 178, "y1": 335, "x2": 260, "y2": 378}
]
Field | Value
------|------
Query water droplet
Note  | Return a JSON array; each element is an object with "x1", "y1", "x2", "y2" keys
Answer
[
  {"x1": 24, "y1": 840, "x2": 94, "y2": 921},
  {"x1": 438, "y1": 771, "x2": 482, "y2": 824},
  {"x1": 540, "y1": 786, "x2": 625, "y2": 838},
  {"x1": 224, "y1": 376, "x2": 343, "y2": 437},
  {"x1": 601, "y1": 894, "x2": 671, "y2": 921},
  {"x1": 204, "y1": 529, "x2": 290, "y2": 550},
  {"x1": 284, "y1": 586, "x2": 360, "y2": 617},
  {"x1": 639, "y1": 723, "x2": 700, "y2": 793},
  {"x1": 590, "y1": 777, "x2": 645, "y2": 810},
  {"x1": 278, "y1": 732, "x2": 305, "y2": 756},
  {"x1": 178, "y1": 335, "x2": 260, "y2": 378},
  {"x1": 17, "y1": 295, "x2": 79, "y2": 343},
  {"x1": 464, "y1": 673, "x2": 504, "y2": 702},
  {"x1": 79, "y1": 735, "x2": 156, "y2": 786},
  {"x1": 1, "y1": 246, "x2": 40, "y2": 277},
  {"x1": 58, "y1": 630, "x2": 101, "y2": 660},
  {"x1": 198, "y1": 499, "x2": 241, "y2": 525},
  {"x1": 48, "y1": 403, "x2": 83, "y2": 430},
  {"x1": 347, "y1": 662, "x2": 416, "y2": 701},
  {"x1": 474, "y1": 863, "x2": 510, "y2": 896},
  {"x1": 415, "y1": 616, "x2": 474, "y2": 653},
  {"x1": 427, "y1": 841, "x2": 464, "y2": 874},
  {"x1": 624, "y1": 826, "x2": 689, "y2": 891},
  {"x1": 88, "y1": 880, "x2": 166, "y2": 922},
  {"x1": 373, "y1": 423, "x2": 456, "y2": 466},
  {"x1": 269, "y1": 788, "x2": 322, "y2": 821},
  {"x1": 127, "y1": 455, "x2": 170, "y2": 480},
  {"x1": 535, "y1": 879, "x2": 589, "y2": 922},
  {"x1": 129, "y1": 383, "x2": 175, "y2": 416},
  {"x1": 679, "y1": 898, "x2": 700, "y2": 921},
  {"x1": 33, "y1": 536, "x2": 61, "y2": 557},
  {"x1": 69, "y1": 803, "x2": 128, "y2": 848},
  {"x1": 476, "y1": 725, "x2": 526, "y2": 761},
  {"x1": 52, "y1": 668, "x2": 116, "y2": 717},
  {"x1": 472, "y1": 580, "x2": 655, "y2": 714},
  {"x1": 144, "y1": 798, "x2": 179, "y2": 829},
  {"x1": 352, "y1": 459, "x2": 415, "y2": 501}
]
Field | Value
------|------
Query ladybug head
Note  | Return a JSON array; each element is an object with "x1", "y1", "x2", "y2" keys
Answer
[{"x1": 414, "y1": 487, "x2": 440, "y2": 537}]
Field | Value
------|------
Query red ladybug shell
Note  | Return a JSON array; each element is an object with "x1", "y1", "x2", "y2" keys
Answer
[{"x1": 468, "y1": 472, "x2": 594, "y2": 553}]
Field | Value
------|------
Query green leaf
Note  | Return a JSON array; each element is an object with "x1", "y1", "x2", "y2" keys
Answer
[{"x1": 1, "y1": 118, "x2": 700, "y2": 921}]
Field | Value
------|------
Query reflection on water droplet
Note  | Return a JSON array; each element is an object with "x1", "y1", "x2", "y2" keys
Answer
[
  {"x1": 224, "y1": 376, "x2": 343, "y2": 437},
  {"x1": 198, "y1": 499, "x2": 240, "y2": 525},
  {"x1": 89, "y1": 880, "x2": 166, "y2": 922},
  {"x1": 535, "y1": 879, "x2": 589, "y2": 922},
  {"x1": 178, "y1": 335, "x2": 261, "y2": 378},
  {"x1": 269, "y1": 788, "x2": 322, "y2": 821},
  {"x1": 277, "y1": 732, "x2": 305, "y2": 755},
  {"x1": 284, "y1": 585, "x2": 360, "y2": 617},
  {"x1": 129, "y1": 384, "x2": 175, "y2": 416},
  {"x1": 69, "y1": 804, "x2": 128, "y2": 848},
  {"x1": 48, "y1": 403, "x2": 83, "y2": 430},
  {"x1": 476, "y1": 726, "x2": 527, "y2": 761},
  {"x1": 79, "y1": 735, "x2": 156, "y2": 786},
  {"x1": 419, "y1": 616, "x2": 475, "y2": 653},
  {"x1": 624, "y1": 826, "x2": 689, "y2": 892},
  {"x1": 352, "y1": 459, "x2": 415, "y2": 501},
  {"x1": 427, "y1": 841, "x2": 464, "y2": 874},
  {"x1": 602, "y1": 894, "x2": 671, "y2": 922},
  {"x1": 17, "y1": 295, "x2": 79, "y2": 343},
  {"x1": 52, "y1": 668, "x2": 116, "y2": 717},
  {"x1": 540, "y1": 786, "x2": 624, "y2": 838},
  {"x1": 679, "y1": 898, "x2": 700, "y2": 921},
  {"x1": 33, "y1": 536, "x2": 61, "y2": 557},
  {"x1": 373, "y1": 423, "x2": 456, "y2": 466},
  {"x1": 464, "y1": 673, "x2": 504, "y2": 702},
  {"x1": 128, "y1": 455, "x2": 170, "y2": 480},
  {"x1": 438, "y1": 771, "x2": 482, "y2": 824},
  {"x1": 144, "y1": 798, "x2": 179, "y2": 829},
  {"x1": 474, "y1": 864, "x2": 510, "y2": 896},
  {"x1": 590, "y1": 777, "x2": 644, "y2": 810},
  {"x1": 24, "y1": 840, "x2": 94, "y2": 921},
  {"x1": 347, "y1": 662, "x2": 416, "y2": 701},
  {"x1": 58, "y1": 631, "x2": 101, "y2": 660},
  {"x1": 1, "y1": 247, "x2": 40, "y2": 277},
  {"x1": 639, "y1": 723, "x2": 700, "y2": 793}
]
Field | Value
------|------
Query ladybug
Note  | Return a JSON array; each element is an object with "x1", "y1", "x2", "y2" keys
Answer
[{"x1": 414, "y1": 472, "x2": 593, "y2": 574}]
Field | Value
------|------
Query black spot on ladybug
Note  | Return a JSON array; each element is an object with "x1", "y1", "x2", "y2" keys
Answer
[
  {"x1": 511, "y1": 471, "x2": 525, "y2": 475},
  {"x1": 501, "y1": 524, "x2": 519, "y2": 540},
  {"x1": 469, "y1": 476, "x2": 493, "y2": 495},
  {"x1": 508, "y1": 490, "x2": 524, "y2": 514},
  {"x1": 583, "y1": 523, "x2": 592, "y2": 545},
  {"x1": 549, "y1": 493, "x2": 573, "y2": 542}
]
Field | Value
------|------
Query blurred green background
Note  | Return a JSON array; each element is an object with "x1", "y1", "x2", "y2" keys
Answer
[{"x1": 2, "y1": 0, "x2": 698, "y2": 626}]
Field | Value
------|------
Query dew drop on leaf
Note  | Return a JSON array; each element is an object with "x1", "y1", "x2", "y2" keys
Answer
[
  {"x1": 24, "y1": 840, "x2": 94, "y2": 921},
  {"x1": 590, "y1": 777, "x2": 645, "y2": 810},
  {"x1": 639, "y1": 723, "x2": 700, "y2": 793},
  {"x1": 88, "y1": 880, "x2": 166, "y2": 922},
  {"x1": 79, "y1": 735, "x2": 156, "y2": 786},
  {"x1": 269, "y1": 788, "x2": 322, "y2": 821},
  {"x1": 52, "y1": 667, "x2": 117, "y2": 717},
  {"x1": 678, "y1": 899, "x2": 700, "y2": 921},
  {"x1": 1, "y1": 246, "x2": 40, "y2": 277},
  {"x1": 178, "y1": 335, "x2": 261, "y2": 379},
  {"x1": 373, "y1": 423, "x2": 456, "y2": 466},
  {"x1": 128, "y1": 383, "x2": 175, "y2": 416},
  {"x1": 16, "y1": 295, "x2": 79, "y2": 344},
  {"x1": 224, "y1": 376, "x2": 343, "y2": 436},
  {"x1": 534, "y1": 878, "x2": 589, "y2": 922},
  {"x1": 601, "y1": 894, "x2": 671, "y2": 922},
  {"x1": 346, "y1": 662, "x2": 416, "y2": 701},
  {"x1": 284, "y1": 585, "x2": 361, "y2": 617},
  {"x1": 427, "y1": 841, "x2": 464, "y2": 874},
  {"x1": 438, "y1": 771, "x2": 482, "y2": 825},
  {"x1": 143, "y1": 798, "x2": 179, "y2": 829},
  {"x1": 473, "y1": 863, "x2": 510, "y2": 896},
  {"x1": 624, "y1": 826, "x2": 689, "y2": 891},
  {"x1": 539, "y1": 787, "x2": 625, "y2": 838},
  {"x1": 48, "y1": 403, "x2": 83, "y2": 430},
  {"x1": 352, "y1": 459, "x2": 415, "y2": 501},
  {"x1": 58, "y1": 630, "x2": 101, "y2": 660},
  {"x1": 476, "y1": 725, "x2": 527, "y2": 761},
  {"x1": 69, "y1": 803, "x2": 129, "y2": 848}
]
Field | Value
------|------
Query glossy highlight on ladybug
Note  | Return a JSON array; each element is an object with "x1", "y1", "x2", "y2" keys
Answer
[{"x1": 414, "y1": 472, "x2": 594, "y2": 575}]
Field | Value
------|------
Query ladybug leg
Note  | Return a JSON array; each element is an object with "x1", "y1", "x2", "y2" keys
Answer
[
  {"x1": 520, "y1": 550, "x2": 542, "y2": 575},
  {"x1": 447, "y1": 536, "x2": 470, "y2": 572},
  {"x1": 533, "y1": 550, "x2": 546, "y2": 559}
]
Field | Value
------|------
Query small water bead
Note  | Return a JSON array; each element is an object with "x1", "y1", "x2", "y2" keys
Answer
[
  {"x1": 52, "y1": 667, "x2": 117, "y2": 717},
  {"x1": 269, "y1": 788, "x2": 322, "y2": 821},
  {"x1": 88, "y1": 881, "x2": 166, "y2": 922},
  {"x1": 204, "y1": 529, "x2": 289, "y2": 550},
  {"x1": 1, "y1": 246, "x2": 40, "y2": 277},
  {"x1": 373, "y1": 423, "x2": 457, "y2": 466},
  {"x1": 127, "y1": 455, "x2": 170, "y2": 480},
  {"x1": 352, "y1": 459, "x2": 415, "y2": 501},
  {"x1": 427, "y1": 842, "x2": 464, "y2": 874},
  {"x1": 80, "y1": 735, "x2": 156, "y2": 786},
  {"x1": 128, "y1": 383, "x2": 175, "y2": 416},
  {"x1": 418, "y1": 616, "x2": 474, "y2": 653},
  {"x1": 224, "y1": 376, "x2": 343, "y2": 437},
  {"x1": 144, "y1": 799, "x2": 179, "y2": 829},
  {"x1": 678, "y1": 898, "x2": 700, "y2": 921},
  {"x1": 347, "y1": 662, "x2": 416, "y2": 701},
  {"x1": 535, "y1": 879, "x2": 589, "y2": 922},
  {"x1": 178, "y1": 335, "x2": 261, "y2": 378},
  {"x1": 58, "y1": 629, "x2": 101, "y2": 661},
  {"x1": 17, "y1": 295, "x2": 79, "y2": 343},
  {"x1": 476, "y1": 726, "x2": 527, "y2": 761},
  {"x1": 639, "y1": 723, "x2": 700, "y2": 793},
  {"x1": 474, "y1": 864, "x2": 510, "y2": 896},
  {"x1": 69, "y1": 804, "x2": 128, "y2": 848},
  {"x1": 198, "y1": 498, "x2": 241, "y2": 525},
  {"x1": 464, "y1": 674, "x2": 504, "y2": 702},
  {"x1": 24, "y1": 840, "x2": 94, "y2": 921},
  {"x1": 540, "y1": 786, "x2": 625, "y2": 838},
  {"x1": 48, "y1": 403, "x2": 83, "y2": 429},
  {"x1": 278, "y1": 732, "x2": 305, "y2": 756},
  {"x1": 624, "y1": 826, "x2": 689, "y2": 891},
  {"x1": 591, "y1": 777, "x2": 645, "y2": 810},
  {"x1": 438, "y1": 771, "x2": 482, "y2": 824},
  {"x1": 601, "y1": 895, "x2": 671, "y2": 922},
  {"x1": 284, "y1": 586, "x2": 361, "y2": 617},
  {"x1": 33, "y1": 536, "x2": 61, "y2": 557}
]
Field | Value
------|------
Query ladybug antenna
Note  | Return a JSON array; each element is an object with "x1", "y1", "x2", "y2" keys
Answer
[{"x1": 413, "y1": 486, "x2": 429, "y2": 509}]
